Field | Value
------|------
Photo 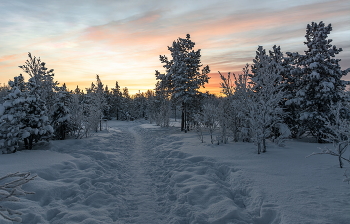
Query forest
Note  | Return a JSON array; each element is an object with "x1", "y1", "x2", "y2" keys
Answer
[
  {"x1": 1, "y1": 21, "x2": 349, "y2": 157},
  {"x1": 0, "y1": 21, "x2": 350, "y2": 223}
]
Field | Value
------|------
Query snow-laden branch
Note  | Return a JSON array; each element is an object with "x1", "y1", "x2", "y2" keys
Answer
[
  {"x1": 0, "y1": 172, "x2": 36, "y2": 222},
  {"x1": 307, "y1": 146, "x2": 350, "y2": 163}
]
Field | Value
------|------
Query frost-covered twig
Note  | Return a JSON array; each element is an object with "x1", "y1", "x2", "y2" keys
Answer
[
  {"x1": 307, "y1": 145, "x2": 350, "y2": 168},
  {"x1": 0, "y1": 172, "x2": 36, "y2": 222}
]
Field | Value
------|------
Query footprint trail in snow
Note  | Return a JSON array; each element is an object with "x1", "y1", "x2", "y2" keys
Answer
[{"x1": 4, "y1": 120, "x2": 280, "y2": 224}]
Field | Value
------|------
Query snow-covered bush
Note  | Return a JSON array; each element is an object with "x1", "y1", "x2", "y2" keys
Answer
[
  {"x1": 0, "y1": 172, "x2": 36, "y2": 222},
  {"x1": 201, "y1": 103, "x2": 219, "y2": 144},
  {"x1": 219, "y1": 65, "x2": 252, "y2": 143},
  {"x1": 193, "y1": 113, "x2": 205, "y2": 143},
  {"x1": 271, "y1": 123, "x2": 291, "y2": 147},
  {"x1": 308, "y1": 103, "x2": 350, "y2": 168},
  {"x1": 217, "y1": 98, "x2": 231, "y2": 144}
]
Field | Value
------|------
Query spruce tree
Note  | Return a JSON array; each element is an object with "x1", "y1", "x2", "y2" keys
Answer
[
  {"x1": 22, "y1": 77, "x2": 53, "y2": 149},
  {"x1": 0, "y1": 79, "x2": 27, "y2": 153},
  {"x1": 0, "y1": 75, "x2": 53, "y2": 152},
  {"x1": 111, "y1": 81, "x2": 123, "y2": 120},
  {"x1": 289, "y1": 21, "x2": 350, "y2": 142},
  {"x1": 156, "y1": 34, "x2": 210, "y2": 131},
  {"x1": 51, "y1": 84, "x2": 71, "y2": 140}
]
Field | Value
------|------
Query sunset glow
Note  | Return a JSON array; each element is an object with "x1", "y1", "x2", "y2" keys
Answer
[{"x1": 0, "y1": 0, "x2": 349, "y2": 95}]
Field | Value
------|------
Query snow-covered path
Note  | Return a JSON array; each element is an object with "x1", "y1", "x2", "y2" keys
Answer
[
  {"x1": 3, "y1": 120, "x2": 348, "y2": 223},
  {"x1": 1, "y1": 120, "x2": 279, "y2": 223},
  {"x1": 2, "y1": 121, "x2": 168, "y2": 223},
  {"x1": 118, "y1": 125, "x2": 163, "y2": 223}
]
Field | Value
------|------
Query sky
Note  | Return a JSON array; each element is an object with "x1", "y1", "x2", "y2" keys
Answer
[{"x1": 0, "y1": 0, "x2": 349, "y2": 95}]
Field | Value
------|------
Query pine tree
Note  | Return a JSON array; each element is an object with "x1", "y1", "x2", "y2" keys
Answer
[
  {"x1": 21, "y1": 77, "x2": 53, "y2": 149},
  {"x1": 289, "y1": 21, "x2": 350, "y2": 142},
  {"x1": 0, "y1": 83, "x2": 10, "y2": 104},
  {"x1": 51, "y1": 84, "x2": 71, "y2": 140},
  {"x1": 0, "y1": 78, "x2": 27, "y2": 153},
  {"x1": 103, "y1": 85, "x2": 113, "y2": 120},
  {"x1": 121, "y1": 87, "x2": 132, "y2": 120},
  {"x1": 111, "y1": 81, "x2": 123, "y2": 120},
  {"x1": 18, "y1": 53, "x2": 58, "y2": 114},
  {"x1": 0, "y1": 75, "x2": 53, "y2": 152},
  {"x1": 284, "y1": 52, "x2": 304, "y2": 138},
  {"x1": 156, "y1": 34, "x2": 210, "y2": 132}
]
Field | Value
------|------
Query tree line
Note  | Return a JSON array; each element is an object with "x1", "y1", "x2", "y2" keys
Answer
[{"x1": 1, "y1": 21, "x2": 350, "y2": 168}]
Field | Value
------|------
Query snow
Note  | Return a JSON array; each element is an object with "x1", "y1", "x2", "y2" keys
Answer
[
  {"x1": 0, "y1": 120, "x2": 349, "y2": 223},
  {"x1": 0, "y1": 104, "x2": 4, "y2": 116},
  {"x1": 2, "y1": 101, "x2": 12, "y2": 109}
]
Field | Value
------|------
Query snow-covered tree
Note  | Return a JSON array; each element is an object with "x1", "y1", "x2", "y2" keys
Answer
[
  {"x1": 111, "y1": 81, "x2": 123, "y2": 120},
  {"x1": 0, "y1": 84, "x2": 10, "y2": 104},
  {"x1": 84, "y1": 85, "x2": 101, "y2": 133},
  {"x1": 156, "y1": 34, "x2": 210, "y2": 132},
  {"x1": 287, "y1": 21, "x2": 349, "y2": 142},
  {"x1": 216, "y1": 98, "x2": 231, "y2": 144},
  {"x1": 68, "y1": 91, "x2": 85, "y2": 139},
  {"x1": 201, "y1": 102, "x2": 219, "y2": 144},
  {"x1": 248, "y1": 46, "x2": 287, "y2": 153},
  {"x1": 0, "y1": 78, "x2": 28, "y2": 153},
  {"x1": 144, "y1": 90, "x2": 156, "y2": 123},
  {"x1": 153, "y1": 79, "x2": 171, "y2": 127},
  {"x1": 219, "y1": 64, "x2": 252, "y2": 142},
  {"x1": 51, "y1": 84, "x2": 71, "y2": 140},
  {"x1": 283, "y1": 52, "x2": 304, "y2": 138},
  {"x1": 132, "y1": 91, "x2": 147, "y2": 119},
  {"x1": 0, "y1": 75, "x2": 53, "y2": 152},
  {"x1": 18, "y1": 53, "x2": 58, "y2": 115},
  {"x1": 20, "y1": 77, "x2": 54, "y2": 149},
  {"x1": 18, "y1": 53, "x2": 73, "y2": 140}
]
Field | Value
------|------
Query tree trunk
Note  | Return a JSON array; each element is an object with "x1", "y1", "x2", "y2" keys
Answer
[
  {"x1": 24, "y1": 135, "x2": 34, "y2": 150},
  {"x1": 338, "y1": 144, "x2": 343, "y2": 168},
  {"x1": 181, "y1": 102, "x2": 185, "y2": 132},
  {"x1": 262, "y1": 138, "x2": 266, "y2": 153},
  {"x1": 24, "y1": 138, "x2": 28, "y2": 149},
  {"x1": 339, "y1": 154, "x2": 343, "y2": 168},
  {"x1": 100, "y1": 118, "x2": 102, "y2": 131}
]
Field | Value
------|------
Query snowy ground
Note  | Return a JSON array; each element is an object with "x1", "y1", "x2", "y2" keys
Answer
[{"x1": 0, "y1": 120, "x2": 349, "y2": 224}]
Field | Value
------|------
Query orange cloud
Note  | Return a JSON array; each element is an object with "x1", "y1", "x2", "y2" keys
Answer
[{"x1": 1, "y1": 0, "x2": 349, "y2": 94}]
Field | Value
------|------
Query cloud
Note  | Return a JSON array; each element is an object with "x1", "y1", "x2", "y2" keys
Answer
[{"x1": 0, "y1": 0, "x2": 349, "y2": 93}]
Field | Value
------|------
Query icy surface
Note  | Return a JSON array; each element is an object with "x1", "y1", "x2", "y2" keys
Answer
[{"x1": 0, "y1": 120, "x2": 349, "y2": 223}]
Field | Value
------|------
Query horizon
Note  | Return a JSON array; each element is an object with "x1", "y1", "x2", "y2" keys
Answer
[{"x1": 0, "y1": 0, "x2": 349, "y2": 95}]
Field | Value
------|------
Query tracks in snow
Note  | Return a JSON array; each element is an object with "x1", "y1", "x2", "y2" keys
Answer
[
  {"x1": 19, "y1": 120, "x2": 280, "y2": 223},
  {"x1": 117, "y1": 126, "x2": 163, "y2": 223}
]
